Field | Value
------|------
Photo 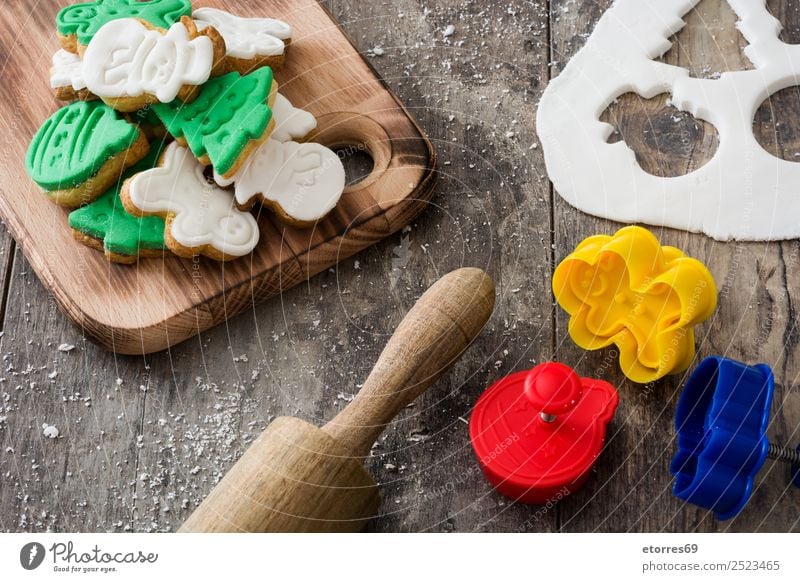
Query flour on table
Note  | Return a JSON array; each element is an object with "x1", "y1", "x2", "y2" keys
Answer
[{"x1": 42, "y1": 424, "x2": 59, "y2": 439}]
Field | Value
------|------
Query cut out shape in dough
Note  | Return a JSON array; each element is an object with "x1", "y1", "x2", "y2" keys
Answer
[
  {"x1": 537, "y1": 0, "x2": 800, "y2": 241},
  {"x1": 600, "y1": 92, "x2": 719, "y2": 178}
]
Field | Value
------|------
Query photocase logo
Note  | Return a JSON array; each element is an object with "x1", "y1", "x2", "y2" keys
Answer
[{"x1": 20, "y1": 542, "x2": 45, "y2": 570}]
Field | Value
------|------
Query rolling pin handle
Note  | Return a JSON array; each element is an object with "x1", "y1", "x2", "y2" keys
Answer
[{"x1": 322, "y1": 267, "x2": 495, "y2": 458}]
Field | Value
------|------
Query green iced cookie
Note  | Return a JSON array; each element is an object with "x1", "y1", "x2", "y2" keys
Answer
[
  {"x1": 153, "y1": 66, "x2": 275, "y2": 176},
  {"x1": 68, "y1": 143, "x2": 167, "y2": 259},
  {"x1": 26, "y1": 101, "x2": 141, "y2": 191},
  {"x1": 57, "y1": 0, "x2": 192, "y2": 46}
]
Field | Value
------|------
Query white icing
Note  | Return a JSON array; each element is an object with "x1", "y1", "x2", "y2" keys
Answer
[
  {"x1": 128, "y1": 142, "x2": 260, "y2": 257},
  {"x1": 193, "y1": 7, "x2": 292, "y2": 60},
  {"x1": 51, "y1": 49, "x2": 85, "y2": 91},
  {"x1": 83, "y1": 18, "x2": 214, "y2": 104},
  {"x1": 537, "y1": 0, "x2": 800, "y2": 241},
  {"x1": 215, "y1": 139, "x2": 345, "y2": 223},
  {"x1": 271, "y1": 94, "x2": 317, "y2": 143}
]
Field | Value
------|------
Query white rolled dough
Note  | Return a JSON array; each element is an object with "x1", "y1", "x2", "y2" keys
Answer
[{"x1": 537, "y1": 0, "x2": 800, "y2": 241}]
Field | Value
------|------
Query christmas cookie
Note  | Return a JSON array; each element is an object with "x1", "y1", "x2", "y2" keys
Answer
[
  {"x1": 69, "y1": 143, "x2": 168, "y2": 264},
  {"x1": 193, "y1": 7, "x2": 292, "y2": 74},
  {"x1": 271, "y1": 94, "x2": 317, "y2": 143},
  {"x1": 127, "y1": 107, "x2": 168, "y2": 141},
  {"x1": 26, "y1": 100, "x2": 149, "y2": 208},
  {"x1": 56, "y1": 0, "x2": 192, "y2": 54},
  {"x1": 214, "y1": 139, "x2": 345, "y2": 227},
  {"x1": 152, "y1": 65, "x2": 277, "y2": 179},
  {"x1": 82, "y1": 17, "x2": 226, "y2": 113},
  {"x1": 121, "y1": 142, "x2": 260, "y2": 260},
  {"x1": 51, "y1": 49, "x2": 95, "y2": 101}
]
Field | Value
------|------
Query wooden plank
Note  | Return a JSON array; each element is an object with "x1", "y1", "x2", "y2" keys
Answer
[
  {"x1": 324, "y1": 0, "x2": 556, "y2": 533},
  {"x1": 0, "y1": 251, "x2": 149, "y2": 532},
  {"x1": 0, "y1": 0, "x2": 435, "y2": 355},
  {"x1": 552, "y1": 0, "x2": 800, "y2": 532},
  {"x1": 7, "y1": 0, "x2": 798, "y2": 534},
  {"x1": 127, "y1": 0, "x2": 556, "y2": 533}
]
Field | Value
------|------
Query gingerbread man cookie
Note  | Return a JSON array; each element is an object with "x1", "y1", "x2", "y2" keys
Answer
[
  {"x1": 121, "y1": 142, "x2": 260, "y2": 260},
  {"x1": 26, "y1": 100, "x2": 149, "y2": 208},
  {"x1": 193, "y1": 7, "x2": 293, "y2": 74},
  {"x1": 56, "y1": 0, "x2": 192, "y2": 54},
  {"x1": 214, "y1": 139, "x2": 345, "y2": 227},
  {"x1": 82, "y1": 17, "x2": 226, "y2": 112},
  {"x1": 152, "y1": 65, "x2": 277, "y2": 179}
]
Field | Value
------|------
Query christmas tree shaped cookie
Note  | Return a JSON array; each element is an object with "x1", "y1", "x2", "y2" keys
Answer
[
  {"x1": 25, "y1": 100, "x2": 149, "y2": 208},
  {"x1": 57, "y1": 0, "x2": 192, "y2": 53},
  {"x1": 69, "y1": 143, "x2": 168, "y2": 264},
  {"x1": 152, "y1": 66, "x2": 277, "y2": 179}
]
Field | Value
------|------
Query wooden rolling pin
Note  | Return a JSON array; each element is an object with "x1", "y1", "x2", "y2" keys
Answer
[{"x1": 180, "y1": 267, "x2": 495, "y2": 532}]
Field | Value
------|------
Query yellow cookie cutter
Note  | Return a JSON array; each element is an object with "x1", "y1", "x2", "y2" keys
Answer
[{"x1": 552, "y1": 226, "x2": 717, "y2": 383}]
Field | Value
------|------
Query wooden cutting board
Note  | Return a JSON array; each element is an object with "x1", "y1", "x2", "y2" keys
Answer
[{"x1": 0, "y1": 0, "x2": 436, "y2": 354}]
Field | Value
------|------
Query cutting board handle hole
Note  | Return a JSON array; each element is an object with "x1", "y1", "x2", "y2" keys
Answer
[
  {"x1": 333, "y1": 146, "x2": 374, "y2": 187},
  {"x1": 313, "y1": 112, "x2": 392, "y2": 192}
]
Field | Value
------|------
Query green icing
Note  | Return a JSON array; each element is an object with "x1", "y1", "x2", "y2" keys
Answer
[
  {"x1": 26, "y1": 101, "x2": 140, "y2": 191},
  {"x1": 68, "y1": 142, "x2": 167, "y2": 256},
  {"x1": 56, "y1": 0, "x2": 192, "y2": 46},
  {"x1": 153, "y1": 67, "x2": 275, "y2": 175}
]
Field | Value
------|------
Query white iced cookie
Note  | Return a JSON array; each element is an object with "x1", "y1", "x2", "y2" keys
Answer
[
  {"x1": 51, "y1": 49, "x2": 91, "y2": 100},
  {"x1": 271, "y1": 94, "x2": 317, "y2": 143},
  {"x1": 123, "y1": 142, "x2": 260, "y2": 260},
  {"x1": 537, "y1": 0, "x2": 800, "y2": 241},
  {"x1": 83, "y1": 18, "x2": 220, "y2": 112},
  {"x1": 215, "y1": 139, "x2": 345, "y2": 227},
  {"x1": 193, "y1": 7, "x2": 292, "y2": 73}
]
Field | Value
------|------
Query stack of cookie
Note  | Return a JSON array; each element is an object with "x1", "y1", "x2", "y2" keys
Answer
[{"x1": 26, "y1": 0, "x2": 346, "y2": 264}]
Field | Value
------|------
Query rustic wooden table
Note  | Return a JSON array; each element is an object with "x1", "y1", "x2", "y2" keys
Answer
[{"x1": 1, "y1": 0, "x2": 799, "y2": 533}]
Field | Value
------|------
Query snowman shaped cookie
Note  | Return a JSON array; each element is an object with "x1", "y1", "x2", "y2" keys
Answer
[{"x1": 82, "y1": 16, "x2": 226, "y2": 112}]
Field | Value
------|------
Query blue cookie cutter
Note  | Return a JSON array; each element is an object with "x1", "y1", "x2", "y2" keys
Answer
[{"x1": 671, "y1": 356, "x2": 800, "y2": 520}]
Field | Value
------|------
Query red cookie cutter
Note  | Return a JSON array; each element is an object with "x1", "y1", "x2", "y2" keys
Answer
[{"x1": 469, "y1": 362, "x2": 619, "y2": 504}]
